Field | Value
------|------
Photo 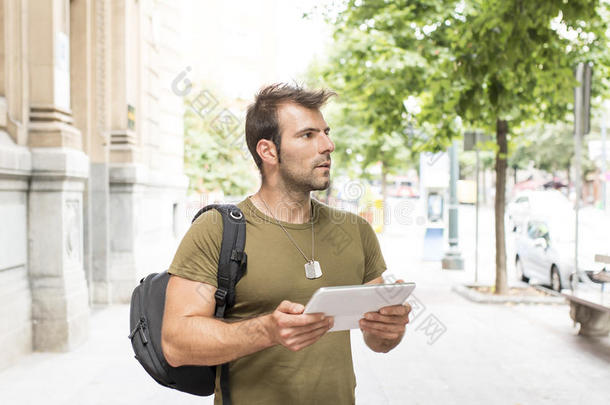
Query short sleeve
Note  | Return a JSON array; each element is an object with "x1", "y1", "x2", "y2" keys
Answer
[
  {"x1": 358, "y1": 217, "x2": 387, "y2": 283},
  {"x1": 168, "y1": 209, "x2": 224, "y2": 287}
]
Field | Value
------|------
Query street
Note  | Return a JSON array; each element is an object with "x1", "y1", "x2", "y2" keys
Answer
[
  {"x1": 357, "y1": 198, "x2": 610, "y2": 404},
  {"x1": 0, "y1": 201, "x2": 609, "y2": 405}
]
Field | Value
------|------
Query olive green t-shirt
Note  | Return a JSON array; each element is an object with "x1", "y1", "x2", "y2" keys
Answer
[{"x1": 168, "y1": 197, "x2": 387, "y2": 405}]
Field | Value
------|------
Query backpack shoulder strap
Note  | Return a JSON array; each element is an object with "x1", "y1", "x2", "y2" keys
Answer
[
  {"x1": 191, "y1": 204, "x2": 246, "y2": 405},
  {"x1": 191, "y1": 204, "x2": 247, "y2": 318}
]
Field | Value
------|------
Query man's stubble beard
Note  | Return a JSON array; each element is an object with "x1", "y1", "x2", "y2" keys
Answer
[{"x1": 278, "y1": 160, "x2": 330, "y2": 194}]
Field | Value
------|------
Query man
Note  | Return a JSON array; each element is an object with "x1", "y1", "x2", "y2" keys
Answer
[{"x1": 162, "y1": 83, "x2": 411, "y2": 404}]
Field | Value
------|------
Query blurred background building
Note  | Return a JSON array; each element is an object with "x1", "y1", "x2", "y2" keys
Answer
[{"x1": 0, "y1": 0, "x2": 187, "y2": 370}]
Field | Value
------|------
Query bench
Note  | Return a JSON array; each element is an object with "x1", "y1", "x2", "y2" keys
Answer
[{"x1": 562, "y1": 254, "x2": 610, "y2": 337}]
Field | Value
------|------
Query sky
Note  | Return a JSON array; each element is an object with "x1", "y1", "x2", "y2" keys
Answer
[{"x1": 182, "y1": 0, "x2": 334, "y2": 100}]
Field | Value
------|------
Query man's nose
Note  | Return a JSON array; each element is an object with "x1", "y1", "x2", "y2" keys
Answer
[{"x1": 319, "y1": 133, "x2": 335, "y2": 154}]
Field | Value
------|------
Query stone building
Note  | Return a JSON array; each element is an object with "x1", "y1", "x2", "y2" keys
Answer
[{"x1": 0, "y1": 0, "x2": 188, "y2": 370}]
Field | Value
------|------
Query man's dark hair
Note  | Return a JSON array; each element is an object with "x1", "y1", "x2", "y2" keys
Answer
[{"x1": 245, "y1": 83, "x2": 336, "y2": 174}]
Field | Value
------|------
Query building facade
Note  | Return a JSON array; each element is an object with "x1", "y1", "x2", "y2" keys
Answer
[{"x1": 0, "y1": 0, "x2": 188, "y2": 370}]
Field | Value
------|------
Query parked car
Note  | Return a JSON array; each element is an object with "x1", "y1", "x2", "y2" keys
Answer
[
  {"x1": 388, "y1": 178, "x2": 419, "y2": 198},
  {"x1": 514, "y1": 210, "x2": 608, "y2": 292}
]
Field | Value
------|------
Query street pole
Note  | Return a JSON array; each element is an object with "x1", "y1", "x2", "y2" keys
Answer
[
  {"x1": 572, "y1": 64, "x2": 583, "y2": 292},
  {"x1": 475, "y1": 133, "x2": 480, "y2": 283},
  {"x1": 602, "y1": 106, "x2": 607, "y2": 211},
  {"x1": 572, "y1": 62, "x2": 593, "y2": 291},
  {"x1": 442, "y1": 139, "x2": 464, "y2": 270}
]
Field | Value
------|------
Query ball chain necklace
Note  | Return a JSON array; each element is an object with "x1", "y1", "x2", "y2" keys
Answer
[{"x1": 258, "y1": 195, "x2": 323, "y2": 279}]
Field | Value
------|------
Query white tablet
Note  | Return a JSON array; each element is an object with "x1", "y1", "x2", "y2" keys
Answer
[{"x1": 304, "y1": 283, "x2": 416, "y2": 332}]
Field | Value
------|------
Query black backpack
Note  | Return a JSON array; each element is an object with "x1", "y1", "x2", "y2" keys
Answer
[{"x1": 129, "y1": 204, "x2": 247, "y2": 404}]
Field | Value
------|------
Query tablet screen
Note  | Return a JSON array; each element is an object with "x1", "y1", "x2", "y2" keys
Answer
[{"x1": 304, "y1": 283, "x2": 416, "y2": 331}]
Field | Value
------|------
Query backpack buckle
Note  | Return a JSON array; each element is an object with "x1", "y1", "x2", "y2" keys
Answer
[
  {"x1": 214, "y1": 289, "x2": 228, "y2": 318},
  {"x1": 214, "y1": 288, "x2": 228, "y2": 305},
  {"x1": 230, "y1": 249, "x2": 244, "y2": 263}
]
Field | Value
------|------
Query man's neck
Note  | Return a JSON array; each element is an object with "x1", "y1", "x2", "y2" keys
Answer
[{"x1": 253, "y1": 186, "x2": 312, "y2": 224}]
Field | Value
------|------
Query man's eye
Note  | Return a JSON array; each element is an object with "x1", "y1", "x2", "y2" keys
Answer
[{"x1": 303, "y1": 132, "x2": 312, "y2": 138}]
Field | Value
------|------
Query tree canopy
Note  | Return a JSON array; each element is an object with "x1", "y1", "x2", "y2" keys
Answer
[{"x1": 309, "y1": 0, "x2": 610, "y2": 293}]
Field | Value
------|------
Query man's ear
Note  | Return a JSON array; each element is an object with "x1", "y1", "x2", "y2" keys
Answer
[{"x1": 256, "y1": 139, "x2": 278, "y2": 166}]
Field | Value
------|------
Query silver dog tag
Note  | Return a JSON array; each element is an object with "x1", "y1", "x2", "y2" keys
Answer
[{"x1": 305, "y1": 260, "x2": 323, "y2": 279}]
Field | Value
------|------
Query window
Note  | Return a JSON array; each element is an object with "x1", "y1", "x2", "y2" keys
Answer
[{"x1": 515, "y1": 197, "x2": 528, "y2": 204}]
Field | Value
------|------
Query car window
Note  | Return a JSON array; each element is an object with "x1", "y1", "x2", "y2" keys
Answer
[
  {"x1": 527, "y1": 221, "x2": 550, "y2": 241},
  {"x1": 537, "y1": 222, "x2": 550, "y2": 243},
  {"x1": 527, "y1": 222, "x2": 538, "y2": 239},
  {"x1": 515, "y1": 196, "x2": 528, "y2": 204}
]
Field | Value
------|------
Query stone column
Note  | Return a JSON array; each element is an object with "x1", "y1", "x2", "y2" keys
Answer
[
  {"x1": 71, "y1": 0, "x2": 113, "y2": 304},
  {"x1": 109, "y1": 0, "x2": 139, "y2": 164},
  {"x1": 29, "y1": 149, "x2": 90, "y2": 350},
  {"x1": 1, "y1": 0, "x2": 29, "y2": 145},
  {"x1": 27, "y1": 0, "x2": 90, "y2": 351},
  {"x1": 0, "y1": 0, "x2": 33, "y2": 368},
  {"x1": 105, "y1": 0, "x2": 188, "y2": 303},
  {"x1": 107, "y1": 0, "x2": 141, "y2": 303}
]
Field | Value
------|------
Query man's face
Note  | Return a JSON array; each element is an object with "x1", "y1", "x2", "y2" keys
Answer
[{"x1": 275, "y1": 102, "x2": 335, "y2": 192}]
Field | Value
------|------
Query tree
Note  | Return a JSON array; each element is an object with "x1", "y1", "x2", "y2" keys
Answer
[
  {"x1": 183, "y1": 88, "x2": 258, "y2": 197},
  {"x1": 509, "y1": 123, "x2": 575, "y2": 180},
  {"x1": 316, "y1": 0, "x2": 609, "y2": 293},
  {"x1": 459, "y1": 149, "x2": 495, "y2": 180},
  {"x1": 304, "y1": 19, "x2": 424, "y2": 204},
  {"x1": 509, "y1": 121, "x2": 599, "y2": 186}
]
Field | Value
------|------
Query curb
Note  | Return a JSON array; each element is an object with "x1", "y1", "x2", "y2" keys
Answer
[{"x1": 451, "y1": 284, "x2": 568, "y2": 305}]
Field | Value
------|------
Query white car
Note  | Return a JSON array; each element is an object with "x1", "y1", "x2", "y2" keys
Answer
[{"x1": 514, "y1": 209, "x2": 609, "y2": 292}]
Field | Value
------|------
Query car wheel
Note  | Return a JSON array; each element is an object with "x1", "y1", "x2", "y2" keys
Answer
[
  {"x1": 515, "y1": 256, "x2": 529, "y2": 283},
  {"x1": 551, "y1": 266, "x2": 561, "y2": 292}
]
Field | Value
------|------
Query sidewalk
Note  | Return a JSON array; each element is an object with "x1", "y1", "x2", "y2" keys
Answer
[{"x1": 1, "y1": 204, "x2": 609, "y2": 404}]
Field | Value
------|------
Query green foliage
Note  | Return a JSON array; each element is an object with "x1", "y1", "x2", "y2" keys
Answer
[
  {"x1": 509, "y1": 123, "x2": 573, "y2": 173},
  {"x1": 309, "y1": 0, "x2": 610, "y2": 291},
  {"x1": 183, "y1": 89, "x2": 258, "y2": 196},
  {"x1": 303, "y1": 12, "x2": 422, "y2": 178},
  {"x1": 329, "y1": 0, "x2": 609, "y2": 137},
  {"x1": 509, "y1": 122, "x2": 598, "y2": 177},
  {"x1": 459, "y1": 149, "x2": 495, "y2": 179},
  {"x1": 308, "y1": 0, "x2": 609, "y2": 182}
]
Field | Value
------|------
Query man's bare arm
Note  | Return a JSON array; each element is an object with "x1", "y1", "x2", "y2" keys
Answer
[{"x1": 161, "y1": 275, "x2": 333, "y2": 367}]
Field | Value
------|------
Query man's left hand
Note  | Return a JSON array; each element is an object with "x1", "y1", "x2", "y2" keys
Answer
[{"x1": 359, "y1": 302, "x2": 412, "y2": 342}]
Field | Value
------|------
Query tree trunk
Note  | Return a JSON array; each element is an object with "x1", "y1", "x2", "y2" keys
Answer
[
  {"x1": 495, "y1": 119, "x2": 509, "y2": 295},
  {"x1": 482, "y1": 168, "x2": 487, "y2": 205},
  {"x1": 381, "y1": 160, "x2": 388, "y2": 227}
]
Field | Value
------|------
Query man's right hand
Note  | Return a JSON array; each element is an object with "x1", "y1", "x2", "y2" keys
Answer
[
  {"x1": 163, "y1": 276, "x2": 333, "y2": 367},
  {"x1": 265, "y1": 300, "x2": 333, "y2": 352}
]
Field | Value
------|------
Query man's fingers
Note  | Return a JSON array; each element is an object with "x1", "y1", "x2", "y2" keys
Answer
[
  {"x1": 360, "y1": 319, "x2": 405, "y2": 336},
  {"x1": 275, "y1": 301, "x2": 327, "y2": 327},
  {"x1": 277, "y1": 300, "x2": 305, "y2": 315},
  {"x1": 361, "y1": 325, "x2": 403, "y2": 341},
  {"x1": 289, "y1": 334, "x2": 324, "y2": 352},
  {"x1": 278, "y1": 312, "x2": 327, "y2": 327},
  {"x1": 362, "y1": 304, "x2": 411, "y2": 321},
  {"x1": 291, "y1": 317, "x2": 333, "y2": 338},
  {"x1": 286, "y1": 323, "x2": 331, "y2": 351},
  {"x1": 295, "y1": 322, "x2": 330, "y2": 342},
  {"x1": 379, "y1": 304, "x2": 410, "y2": 316}
]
